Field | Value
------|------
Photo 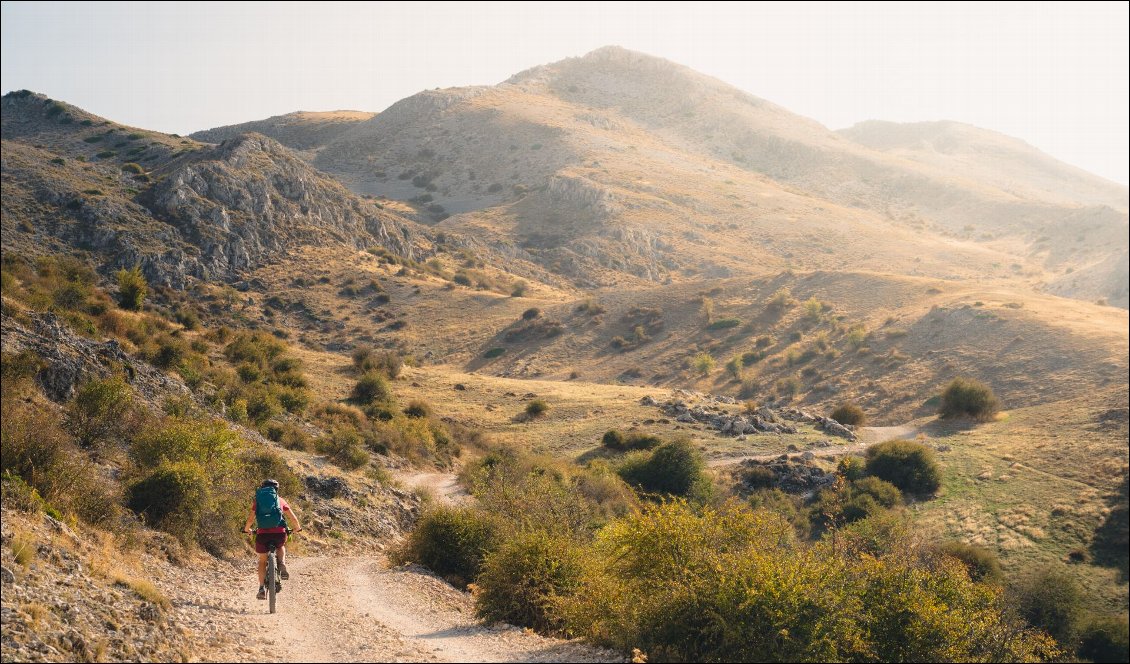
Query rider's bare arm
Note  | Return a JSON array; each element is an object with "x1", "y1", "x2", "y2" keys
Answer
[
  {"x1": 282, "y1": 503, "x2": 303, "y2": 532},
  {"x1": 243, "y1": 507, "x2": 256, "y2": 533}
]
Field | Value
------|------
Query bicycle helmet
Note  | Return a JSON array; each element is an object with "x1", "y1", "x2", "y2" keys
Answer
[{"x1": 261, "y1": 479, "x2": 280, "y2": 489}]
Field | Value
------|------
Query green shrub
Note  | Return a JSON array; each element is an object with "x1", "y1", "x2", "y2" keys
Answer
[
  {"x1": 65, "y1": 376, "x2": 133, "y2": 448},
  {"x1": 937, "y1": 541, "x2": 1003, "y2": 584},
  {"x1": 130, "y1": 417, "x2": 239, "y2": 470},
  {"x1": 525, "y1": 399, "x2": 549, "y2": 418},
  {"x1": 865, "y1": 439, "x2": 941, "y2": 495},
  {"x1": 126, "y1": 462, "x2": 209, "y2": 540},
  {"x1": 121, "y1": 162, "x2": 144, "y2": 174},
  {"x1": 601, "y1": 430, "x2": 662, "y2": 451},
  {"x1": 741, "y1": 465, "x2": 777, "y2": 490},
  {"x1": 706, "y1": 318, "x2": 741, "y2": 330},
  {"x1": 837, "y1": 455, "x2": 866, "y2": 481},
  {"x1": 483, "y1": 347, "x2": 505, "y2": 358},
  {"x1": 510, "y1": 280, "x2": 528, "y2": 297},
  {"x1": 1011, "y1": 565, "x2": 1085, "y2": 648},
  {"x1": 850, "y1": 476, "x2": 902, "y2": 508},
  {"x1": 692, "y1": 352, "x2": 715, "y2": 375},
  {"x1": 395, "y1": 506, "x2": 501, "y2": 587},
  {"x1": 939, "y1": 377, "x2": 1000, "y2": 421},
  {"x1": 315, "y1": 429, "x2": 369, "y2": 470},
  {"x1": 475, "y1": 530, "x2": 585, "y2": 632},
  {"x1": 115, "y1": 266, "x2": 148, "y2": 310},
  {"x1": 830, "y1": 403, "x2": 866, "y2": 426},
  {"x1": 521, "y1": 307, "x2": 541, "y2": 320},
  {"x1": 618, "y1": 439, "x2": 706, "y2": 498},
  {"x1": 1079, "y1": 613, "x2": 1130, "y2": 664},
  {"x1": 351, "y1": 371, "x2": 392, "y2": 404}
]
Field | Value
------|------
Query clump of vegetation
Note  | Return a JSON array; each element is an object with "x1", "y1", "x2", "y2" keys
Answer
[
  {"x1": 617, "y1": 439, "x2": 708, "y2": 499},
  {"x1": 707, "y1": 317, "x2": 742, "y2": 331},
  {"x1": 939, "y1": 377, "x2": 1000, "y2": 421},
  {"x1": 115, "y1": 266, "x2": 148, "y2": 310},
  {"x1": 766, "y1": 287, "x2": 795, "y2": 313},
  {"x1": 393, "y1": 505, "x2": 502, "y2": 587},
  {"x1": 937, "y1": 541, "x2": 1003, "y2": 584},
  {"x1": 351, "y1": 347, "x2": 402, "y2": 379},
  {"x1": 474, "y1": 529, "x2": 586, "y2": 633},
  {"x1": 351, "y1": 371, "x2": 392, "y2": 405},
  {"x1": 601, "y1": 430, "x2": 662, "y2": 451},
  {"x1": 865, "y1": 439, "x2": 941, "y2": 495},
  {"x1": 830, "y1": 402, "x2": 866, "y2": 426},
  {"x1": 692, "y1": 352, "x2": 715, "y2": 375},
  {"x1": 524, "y1": 399, "x2": 549, "y2": 418}
]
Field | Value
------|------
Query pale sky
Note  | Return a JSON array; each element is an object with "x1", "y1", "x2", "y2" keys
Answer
[{"x1": 2, "y1": 1, "x2": 1128, "y2": 185}]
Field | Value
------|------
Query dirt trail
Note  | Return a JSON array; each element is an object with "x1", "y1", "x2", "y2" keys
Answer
[
  {"x1": 401, "y1": 472, "x2": 471, "y2": 504},
  {"x1": 233, "y1": 556, "x2": 615, "y2": 663}
]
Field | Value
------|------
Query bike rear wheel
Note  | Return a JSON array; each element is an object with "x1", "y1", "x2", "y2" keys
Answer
[{"x1": 267, "y1": 551, "x2": 277, "y2": 614}]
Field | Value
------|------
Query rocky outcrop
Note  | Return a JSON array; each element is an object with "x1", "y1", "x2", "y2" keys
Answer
[
  {"x1": 1, "y1": 308, "x2": 190, "y2": 404},
  {"x1": 736, "y1": 457, "x2": 836, "y2": 495},
  {"x1": 137, "y1": 133, "x2": 419, "y2": 285},
  {"x1": 653, "y1": 392, "x2": 800, "y2": 436}
]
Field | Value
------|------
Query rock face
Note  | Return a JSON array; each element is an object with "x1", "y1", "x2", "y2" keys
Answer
[
  {"x1": 654, "y1": 392, "x2": 799, "y2": 436},
  {"x1": 0, "y1": 309, "x2": 190, "y2": 404},
  {"x1": 1, "y1": 92, "x2": 424, "y2": 290}
]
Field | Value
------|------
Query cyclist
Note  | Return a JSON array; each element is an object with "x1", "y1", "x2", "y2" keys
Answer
[{"x1": 242, "y1": 479, "x2": 303, "y2": 600}]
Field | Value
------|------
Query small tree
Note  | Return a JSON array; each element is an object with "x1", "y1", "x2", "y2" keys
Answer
[
  {"x1": 939, "y1": 377, "x2": 1000, "y2": 421},
  {"x1": 116, "y1": 266, "x2": 148, "y2": 311},
  {"x1": 693, "y1": 352, "x2": 715, "y2": 376}
]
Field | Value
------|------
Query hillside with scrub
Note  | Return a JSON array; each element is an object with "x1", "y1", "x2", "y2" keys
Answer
[{"x1": 2, "y1": 45, "x2": 1128, "y2": 664}]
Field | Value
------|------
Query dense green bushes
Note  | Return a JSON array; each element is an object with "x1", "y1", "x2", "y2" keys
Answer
[
  {"x1": 394, "y1": 506, "x2": 502, "y2": 587},
  {"x1": 831, "y1": 402, "x2": 866, "y2": 426},
  {"x1": 939, "y1": 376, "x2": 1000, "y2": 420},
  {"x1": 865, "y1": 439, "x2": 941, "y2": 495},
  {"x1": 600, "y1": 429, "x2": 661, "y2": 451},
  {"x1": 351, "y1": 371, "x2": 392, "y2": 404},
  {"x1": 473, "y1": 530, "x2": 586, "y2": 632},
  {"x1": 617, "y1": 439, "x2": 708, "y2": 499},
  {"x1": 937, "y1": 541, "x2": 1003, "y2": 584}
]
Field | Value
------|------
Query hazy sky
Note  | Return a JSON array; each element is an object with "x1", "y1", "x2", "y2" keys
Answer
[{"x1": 3, "y1": 1, "x2": 1128, "y2": 185}]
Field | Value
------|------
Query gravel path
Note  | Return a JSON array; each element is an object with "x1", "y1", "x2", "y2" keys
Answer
[{"x1": 233, "y1": 556, "x2": 618, "y2": 663}]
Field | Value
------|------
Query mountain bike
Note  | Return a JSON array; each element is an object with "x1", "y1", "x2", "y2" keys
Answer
[{"x1": 248, "y1": 528, "x2": 289, "y2": 614}]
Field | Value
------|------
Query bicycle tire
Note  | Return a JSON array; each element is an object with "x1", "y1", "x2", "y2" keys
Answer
[{"x1": 267, "y1": 551, "x2": 277, "y2": 614}]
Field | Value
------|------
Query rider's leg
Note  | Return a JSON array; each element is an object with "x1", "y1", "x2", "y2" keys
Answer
[
  {"x1": 257, "y1": 553, "x2": 268, "y2": 586},
  {"x1": 277, "y1": 545, "x2": 289, "y2": 579}
]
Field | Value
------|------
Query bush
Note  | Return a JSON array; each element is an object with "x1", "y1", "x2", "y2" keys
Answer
[
  {"x1": 65, "y1": 376, "x2": 133, "y2": 448},
  {"x1": 1011, "y1": 565, "x2": 1085, "y2": 648},
  {"x1": 395, "y1": 506, "x2": 501, "y2": 587},
  {"x1": 851, "y1": 476, "x2": 902, "y2": 508},
  {"x1": 601, "y1": 430, "x2": 662, "y2": 451},
  {"x1": 521, "y1": 307, "x2": 541, "y2": 320},
  {"x1": 510, "y1": 280, "x2": 528, "y2": 297},
  {"x1": 618, "y1": 439, "x2": 706, "y2": 498},
  {"x1": 939, "y1": 377, "x2": 1000, "y2": 421},
  {"x1": 483, "y1": 347, "x2": 505, "y2": 358},
  {"x1": 126, "y1": 462, "x2": 209, "y2": 540},
  {"x1": 937, "y1": 541, "x2": 1003, "y2": 584},
  {"x1": 837, "y1": 455, "x2": 866, "y2": 481},
  {"x1": 741, "y1": 465, "x2": 777, "y2": 490},
  {"x1": 351, "y1": 371, "x2": 392, "y2": 405},
  {"x1": 1079, "y1": 614, "x2": 1130, "y2": 664},
  {"x1": 130, "y1": 417, "x2": 239, "y2": 470},
  {"x1": 121, "y1": 162, "x2": 144, "y2": 174},
  {"x1": 351, "y1": 347, "x2": 403, "y2": 379},
  {"x1": 692, "y1": 352, "x2": 715, "y2": 375},
  {"x1": 315, "y1": 429, "x2": 369, "y2": 470},
  {"x1": 115, "y1": 266, "x2": 148, "y2": 310},
  {"x1": 525, "y1": 399, "x2": 549, "y2": 418},
  {"x1": 706, "y1": 318, "x2": 741, "y2": 331},
  {"x1": 403, "y1": 399, "x2": 432, "y2": 418},
  {"x1": 830, "y1": 403, "x2": 866, "y2": 426},
  {"x1": 865, "y1": 439, "x2": 941, "y2": 495},
  {"x1": 474, "y1": 530, "x2": 585, "y2": 632}
]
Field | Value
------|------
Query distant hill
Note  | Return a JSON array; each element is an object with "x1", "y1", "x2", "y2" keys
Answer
[{"x1": 192, "y1": 46, "x2": 1129, "y2": 307}]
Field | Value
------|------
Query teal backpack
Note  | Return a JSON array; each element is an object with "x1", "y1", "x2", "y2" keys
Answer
[{"x1": 254, "y1": 486, "x2": 286, "y2": 529}]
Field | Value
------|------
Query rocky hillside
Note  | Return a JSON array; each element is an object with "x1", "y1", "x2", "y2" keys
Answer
[
  {"x1": 193, "y1": 46, "x2": 1129, "y2": 307},
  {"x1": 1, "y1": 92, "x2": 422, "y2": 288},
  {"x1": 189, "y1": 110, "x2": 375, "y2": 154}
]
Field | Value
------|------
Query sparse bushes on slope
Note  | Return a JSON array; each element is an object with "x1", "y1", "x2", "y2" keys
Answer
[
  {"x1": 600, "y1": 429, "x2": 662, "y2": 451},
  {"x1": 939, "y1": 376, "x2": 1000, "y2": 421},
  {"x1": 524, "y1": 399, "x2": 549, "y2": 418},
  {"x1": 1011, "y1": 565, "x2": 1085, "y2": 650},
  {"x1": 351, "y1": 347, "x2": 402, "y2": 379},
  {"x1": 65, "y1": 376, "x2": 135, "y2": 449},
  {"x1": 865, "y1": 439, "x2": 941, "y2": 495}
]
